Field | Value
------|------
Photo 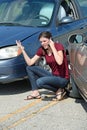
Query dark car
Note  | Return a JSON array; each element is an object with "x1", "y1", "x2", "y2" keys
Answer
[
  {"x1": 68, "y1": 34, "x2": 87, "y2": 101},
  {"x1": 0, "y1": 0, "x2": 87, "y2": 100}
]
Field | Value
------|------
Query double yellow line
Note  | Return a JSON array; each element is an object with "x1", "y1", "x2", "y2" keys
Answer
[{"x1": 0, "y1": 99, "x2": 58, "y2": 130}]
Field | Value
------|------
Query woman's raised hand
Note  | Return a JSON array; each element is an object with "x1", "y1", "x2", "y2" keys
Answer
[{"x1": 16, "y1": 40, "x2": 24, "y2": 51}]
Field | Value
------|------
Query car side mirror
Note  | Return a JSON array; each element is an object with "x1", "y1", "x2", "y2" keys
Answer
[
  {"x1": 68, "y1": 34, "x2": 83, "y2": 44},
  {"x1": 59, "y1": 16, "x2": 74, "y2": 24}
]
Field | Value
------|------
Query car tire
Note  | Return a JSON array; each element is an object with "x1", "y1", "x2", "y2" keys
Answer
[{"x1": 68, "y1": 76, "x2": 82, "y2": 99}]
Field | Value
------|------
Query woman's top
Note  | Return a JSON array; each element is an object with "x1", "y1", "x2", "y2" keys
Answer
[{"x1": 36, "y1": 43, "x2": 69, "y2": 79}]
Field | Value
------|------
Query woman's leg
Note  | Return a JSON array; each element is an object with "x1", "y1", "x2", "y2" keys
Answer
[
  {"x1": 25, "y1": 65, "x2": 53, "y2": 99},
  {"x1": 26, "y1": 65, "x2": 69, "y2": 99},
  {"x1": 36, "y1": 76, "x2": 69, "y2": 100},
  {"x1": 26, "y1": 65, "x2": 52, "y2": 90},
  {"x1": 36, "y1": 76, "x2": 69, "y2": 92}
]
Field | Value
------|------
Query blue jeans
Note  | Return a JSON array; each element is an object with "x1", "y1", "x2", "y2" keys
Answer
[{"x1": 26, "y1": 66, "x2": 69, "y2": 92}]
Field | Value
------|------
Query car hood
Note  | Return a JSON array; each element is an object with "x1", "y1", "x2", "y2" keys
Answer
[{"x1": 0, "y1": 26, "x2": 42, "y2": 47}]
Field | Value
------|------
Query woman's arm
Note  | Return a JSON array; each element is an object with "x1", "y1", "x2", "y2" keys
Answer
[{"x1": 16, "y1": 40, "x2": 40, "y2": 66}]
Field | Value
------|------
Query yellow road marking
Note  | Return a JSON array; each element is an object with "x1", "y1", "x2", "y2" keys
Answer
[
  {"x1": 0, "y1": 99, "x2": 41, "y2": 123},
  {"x1": 3, "y1": 101, "x2": 58, "y2": 130}
]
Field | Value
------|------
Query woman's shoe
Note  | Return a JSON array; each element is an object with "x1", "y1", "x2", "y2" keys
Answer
[
  {"x1": 53, "y1": 89, "x2": 66, "y2": 101},
  {"x1": 24, "y1": 94, "x2": 41, "y2": 100}
]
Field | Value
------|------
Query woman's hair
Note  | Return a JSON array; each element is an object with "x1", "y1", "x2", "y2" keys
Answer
[{"x1": 38, "y1": 31, "x2": 52, "y2": 40}]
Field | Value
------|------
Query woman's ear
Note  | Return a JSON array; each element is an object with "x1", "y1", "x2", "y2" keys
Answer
[
  {"x1": 50, "y1": 38, "x2": 53, "y2": 42},
  {"x1": 51, "y1": 37, "x2": 53, "y2": 41}
]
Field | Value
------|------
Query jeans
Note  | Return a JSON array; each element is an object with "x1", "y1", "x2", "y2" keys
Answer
[{"x1": 26, "y1": 66, "x2": 69, "y2": 92}]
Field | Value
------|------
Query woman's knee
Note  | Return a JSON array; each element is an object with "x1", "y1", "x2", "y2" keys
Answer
[
  {"x1": 26, "y1": 66, "x2": 35, "y2": 76},
  {"x1": 36, "y1": 78, "x2": 43, "y2": 87},
  {"x1": 26, "y1": 66, "x2": 35, "y2": 72},
  {"x1": 26, "y1": 66, "x2": 30, "y2": 71}
]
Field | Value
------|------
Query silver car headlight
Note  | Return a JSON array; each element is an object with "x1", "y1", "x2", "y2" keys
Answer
[{"x1": 0, "y1": 45, "x2": 22, "y2": 59}]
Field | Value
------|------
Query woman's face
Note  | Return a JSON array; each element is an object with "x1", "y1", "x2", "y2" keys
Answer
[{"x1": 39, "y1": 37, "x2": 50, "y2": 49}]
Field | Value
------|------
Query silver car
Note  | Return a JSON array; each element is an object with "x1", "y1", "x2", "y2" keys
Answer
[{"x1": 68, "y1": 34, "x2": 87, "y2": 102}]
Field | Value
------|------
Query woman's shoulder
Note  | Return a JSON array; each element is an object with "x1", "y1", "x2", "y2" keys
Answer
[{"x1": 55, "y1": 42, "x2": 64, "y2": 50}]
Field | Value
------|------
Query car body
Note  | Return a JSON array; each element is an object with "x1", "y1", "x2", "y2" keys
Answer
[
  {"x1": 0, "y1": 0, "x2": 87, "y2": 100},
  {"x1": 68, "y1": 34, "x2": 87, "y2": 101}
]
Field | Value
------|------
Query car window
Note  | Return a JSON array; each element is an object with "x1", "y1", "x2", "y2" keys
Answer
[
  {"x1": 69, "y1": 34, "x2": 83, "y2": 44},
  {"x1": 57, "y1": 0, "x2": 77, "y2": 22},
  {"x1": 0, "y1": 0, "x2": 55, "y2": 27},
  {"x1": 77, "y1": 0, "x2": 87, "y2": 18}
]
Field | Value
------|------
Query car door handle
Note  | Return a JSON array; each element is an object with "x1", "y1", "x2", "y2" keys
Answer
[{"x1": 80, "y1": 25, "x2": 86, "y2": 29}]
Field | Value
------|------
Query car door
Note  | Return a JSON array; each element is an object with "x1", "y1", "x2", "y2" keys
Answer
[
  {"x1": 68, "y1": 34, "x2": 87, "y2": 100},
  {"x1": 53, "y1": 0, "x2": 87, "y2": 51},
  {"x1": 75, "y1": 40, "x2": 87, "y2": 99}
]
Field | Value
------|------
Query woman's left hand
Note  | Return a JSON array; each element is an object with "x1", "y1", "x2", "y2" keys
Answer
[{"x1": 48, "y1": 39, "x2": 55, "y2": 48}]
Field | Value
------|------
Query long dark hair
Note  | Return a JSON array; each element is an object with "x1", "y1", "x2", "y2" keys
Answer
[
  {"x1": 38, "y1": 31, "x2": 52, "y2": 55},
  {"x1": 38, "y1": 31, "x2": 52, "y2": 40}
]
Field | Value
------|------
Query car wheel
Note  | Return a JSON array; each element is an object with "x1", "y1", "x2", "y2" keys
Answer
[
  {"x1": 35, "y1": 57, "x2": 52, "y2": 72},
  {"x1": 68, "y1": 75, "x2": 82, "y2": 99}
]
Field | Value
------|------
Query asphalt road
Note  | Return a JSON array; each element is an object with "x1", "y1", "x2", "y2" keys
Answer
[{"x1": 0, "y1": 80, "x2": 87, "y2": 130}]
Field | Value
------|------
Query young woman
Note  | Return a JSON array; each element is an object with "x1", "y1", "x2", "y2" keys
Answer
[{"x1": 16, "y1": 31, "x2": 69, "y2": 101}]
